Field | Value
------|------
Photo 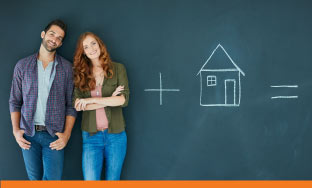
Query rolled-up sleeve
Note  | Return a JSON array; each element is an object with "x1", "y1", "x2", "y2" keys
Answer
[
  {"x1": 72, "y1": 86, "x2": 85, "y2": 107},
  {"x1": 9, "y1": 62, "x2": 23, "y2": 113},
  {"x1": 65, "y1": 67, "x2": 77, "y2": 117},
  {"x1": 117, "y1": 64, "x2": 130, "y2": 107}
]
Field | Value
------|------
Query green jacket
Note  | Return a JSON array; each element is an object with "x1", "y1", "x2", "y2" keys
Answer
[{"x1": 73, "y1": 62, "x2": 130, "y2": 134}]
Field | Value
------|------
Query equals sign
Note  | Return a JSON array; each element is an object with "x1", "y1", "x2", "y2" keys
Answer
[{"x1": 270, "y1": 85, "x2": 298, "y2": 99}]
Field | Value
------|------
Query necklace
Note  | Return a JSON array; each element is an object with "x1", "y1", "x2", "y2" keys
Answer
[
  {"x1": 96, "y1": 87, "x2": 100, "y2": 96},
  {"x1": 95, "y1": 73, "x2": 104, "y2": 96},
  {"x1": 95, "y1": 78, "x2": 103, "y2": 96}
]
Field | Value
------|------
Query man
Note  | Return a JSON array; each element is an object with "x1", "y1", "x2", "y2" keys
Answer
[{"x1": 9, "y1": 19, "x2": 76, "y2": 180}]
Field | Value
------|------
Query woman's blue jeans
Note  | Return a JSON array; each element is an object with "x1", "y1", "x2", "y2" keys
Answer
[{"x1": 82, "y1": 130, "x2": 127, "y2": 180}]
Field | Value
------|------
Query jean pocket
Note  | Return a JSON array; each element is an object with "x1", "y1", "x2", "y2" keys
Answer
[
  {"x1": 82, "y1": 131, "x2": 90, "y2": 140},
  {"x1": 107, "y1": 131, "x2": 127, "y2": 144},
  {"x1": 23, "y1": 134, "x2": 30, "y2": 141}
]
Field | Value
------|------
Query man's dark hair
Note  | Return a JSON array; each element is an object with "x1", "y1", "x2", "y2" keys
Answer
[{"x1": 44, "y1": 19, "x2": 67, "y2": 39}]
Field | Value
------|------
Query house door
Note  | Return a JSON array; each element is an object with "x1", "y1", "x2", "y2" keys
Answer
[{"x1": 225, "y1": 79, "x2": 236, "y2": 105}]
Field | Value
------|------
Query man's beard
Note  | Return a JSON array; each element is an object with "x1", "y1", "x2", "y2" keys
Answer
[{"x1": 42, "y1": 39, "x2": 58, "y2": 52}]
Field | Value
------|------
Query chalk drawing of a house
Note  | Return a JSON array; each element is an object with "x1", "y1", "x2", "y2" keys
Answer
[{"x1": 197, "y1": 44, "x2": 245, "y2": 107}]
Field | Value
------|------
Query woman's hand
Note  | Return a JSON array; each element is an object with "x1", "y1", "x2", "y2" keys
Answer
[
  {"x1": 75, "y1": 98, "x2": 83, "y2": 111},
  {"x1": 112, "y1": 85, "x2": 124, "y2": 96},
  {"x1": 75, "y1": 98, "x2": 93, "y2": 111}
]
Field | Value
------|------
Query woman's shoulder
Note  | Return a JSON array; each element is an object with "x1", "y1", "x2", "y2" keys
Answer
[
  {"x1": 112, "y1": 61, "x2": 124, "y2": 67},
  {"x1": 112, "y1": 61, "x2": 126, "y2": 72}
]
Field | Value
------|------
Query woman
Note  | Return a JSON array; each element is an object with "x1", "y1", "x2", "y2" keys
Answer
[{"x1": 73, "y1": 32, "x2": 129, "y2": 180}]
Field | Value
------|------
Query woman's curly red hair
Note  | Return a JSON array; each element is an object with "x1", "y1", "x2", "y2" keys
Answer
[{"x1": 73, "y1": 32, "x2": 113, "y2": 91}]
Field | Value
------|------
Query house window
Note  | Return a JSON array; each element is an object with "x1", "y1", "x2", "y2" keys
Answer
[{"x1": 207, "y1": 76, "x2": 217, "y2": 86}]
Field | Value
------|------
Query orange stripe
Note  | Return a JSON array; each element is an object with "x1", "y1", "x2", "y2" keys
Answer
[{"x1": 2, "y1": 181, "x2": 312, "y2": 188}]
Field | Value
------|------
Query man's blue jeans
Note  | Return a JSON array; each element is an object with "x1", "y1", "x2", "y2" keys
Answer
[
  {"x1": 82, "y1": 130, "x2": 127, "y2": 180},
  {"x1": 22, "y1": 131, "x2": 64, "y2": 180}
]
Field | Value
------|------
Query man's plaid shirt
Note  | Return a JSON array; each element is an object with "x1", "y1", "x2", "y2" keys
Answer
[{"x1": 9, "y1": 53, "x2": 77, "y2": 137}]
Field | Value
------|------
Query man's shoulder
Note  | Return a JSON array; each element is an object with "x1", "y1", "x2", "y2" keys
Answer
[
  {"x1": 15, "y1": 53, "x2": 37, "y2": 69},
  {"x1": 17, "y1": 53, "x2": 36, "y2": 64},
  {"x1": 56, "y1": 54, "x2": 72, "y2": 70},
  {"x1": 57, "y1": 55, "x2": 71, "y2": 64}
]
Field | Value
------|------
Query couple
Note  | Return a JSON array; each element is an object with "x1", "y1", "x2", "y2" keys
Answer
[{"x1": 9, "y1": 19, "x2": 129, "y2": 180}]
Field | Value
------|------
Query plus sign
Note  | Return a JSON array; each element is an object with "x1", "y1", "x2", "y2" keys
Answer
[{"x1": 144, "y1": 72, "x2": 180, "y2": 105}]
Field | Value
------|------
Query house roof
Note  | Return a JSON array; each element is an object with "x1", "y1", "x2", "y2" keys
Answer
[{"x1": 197, "y1": 44, "x2": 245, "y2": 76}]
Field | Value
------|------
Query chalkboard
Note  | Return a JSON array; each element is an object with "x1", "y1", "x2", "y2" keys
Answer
[{"x1": 1, "y1": 0, "x2": 312, "y2": 180}]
